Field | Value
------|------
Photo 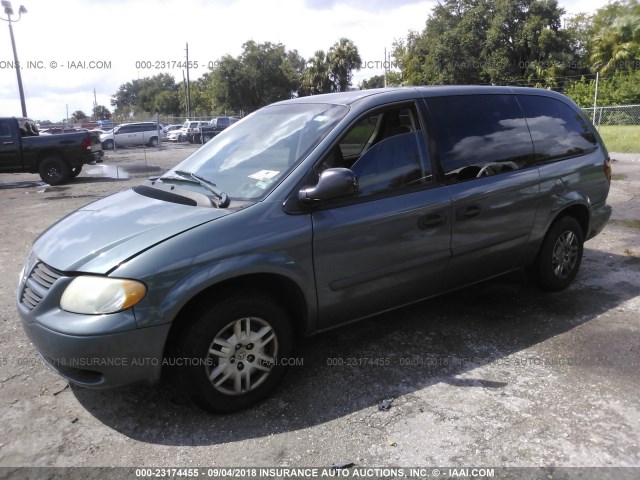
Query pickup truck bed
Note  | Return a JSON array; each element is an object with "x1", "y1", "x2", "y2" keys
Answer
[{"x1": 0, "y1": 117, "x2": 102, "y2": 185}]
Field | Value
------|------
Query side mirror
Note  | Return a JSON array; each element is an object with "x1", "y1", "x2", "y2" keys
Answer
[{"x1": 298, "y1": 168, "x2": 358, "y2": 206}]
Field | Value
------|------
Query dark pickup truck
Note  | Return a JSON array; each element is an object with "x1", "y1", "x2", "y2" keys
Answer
[
  {"x1": 0, "y1": 117, "x2": 103, "y2": 185},
  {"x1": 189, "y1": 116, "x2": 239, "y2": 143}
]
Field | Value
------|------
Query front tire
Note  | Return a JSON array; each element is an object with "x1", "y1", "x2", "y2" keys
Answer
[
  {"x1": 203, "y1": 133, "x2": 212, "y2": 143},
  {"x1": 148, "y1": 136, "x2": 159, "y2": 147},
  {"x1": 175, "y1": 292, "x2": 293, "y2": 413},
  {"x1": 39, "y1": 157, "x2": 70, "y2": 185},
  {"x1": 528, "y1": 216, "x2": 584, "y2": 291},
  {"x1": 103, "y1": 139, "x2": 114, "y2": 150}
]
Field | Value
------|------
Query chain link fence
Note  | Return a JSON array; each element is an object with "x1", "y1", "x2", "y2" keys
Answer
[{"x1": 582, "y1": 104, "x2": 640, "y2": 128}]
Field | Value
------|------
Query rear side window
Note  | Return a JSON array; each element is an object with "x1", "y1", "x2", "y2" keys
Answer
[
  {"x1": 517, "y1": 95, "x2": 598, "y2": 162},
  {"x1": 426, "y1": 95, "x2": 535, "y2": 182}
]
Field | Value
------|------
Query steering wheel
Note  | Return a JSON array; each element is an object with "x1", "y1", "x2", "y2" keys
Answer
[{"x1": 477, "y1": 165, "x2": 494, "y2": 178}]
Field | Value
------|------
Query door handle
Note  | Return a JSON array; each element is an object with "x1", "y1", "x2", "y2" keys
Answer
[
  {"x1": 3, "y1": 141, "x2": 15, "y2": 145},
  {"x1": 456, "y1": 205, "x2": 481, "y2": 220},
  {"x1": 418, "y1": 213, "x2": 446, "y2": 229}
]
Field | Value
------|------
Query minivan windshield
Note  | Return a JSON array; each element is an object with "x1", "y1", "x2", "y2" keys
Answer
[{"x1": 164, "y1": 103, "x2": 348, "y2": 200}]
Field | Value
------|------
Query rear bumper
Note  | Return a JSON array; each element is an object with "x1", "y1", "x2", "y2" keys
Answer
[
  {"x1": 88, "y1": 150, "x2": 104, "y2": 164},
  {"x1": 587, "y1": 201, "x2": 612, "y2": 240}
]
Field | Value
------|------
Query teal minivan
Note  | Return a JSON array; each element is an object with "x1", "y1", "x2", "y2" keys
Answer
[{"x1": 17, "y1": 86, "x2": 612, "y2": 412}]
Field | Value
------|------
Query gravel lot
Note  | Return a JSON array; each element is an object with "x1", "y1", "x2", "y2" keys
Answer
[{"x1": 0, "y1": 146, "x2": 638, "y2": 475}]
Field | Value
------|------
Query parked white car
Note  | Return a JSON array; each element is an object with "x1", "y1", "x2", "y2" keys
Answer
[{"x1": 167, "y1": 126, "x2": 186, "y2": 142}]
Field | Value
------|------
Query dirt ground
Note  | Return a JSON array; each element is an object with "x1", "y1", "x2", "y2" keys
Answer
[{"x1": 0, "y1": 145, "x2": 638, "y2": 475}]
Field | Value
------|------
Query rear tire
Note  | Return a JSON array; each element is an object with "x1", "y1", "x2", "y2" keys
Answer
[
  {"x1": 39, "y1": 157, "x2": 70, "y2": 185},
  {"x1": 70, "y1": 166, "x2": 82, "y2": 178},
  {"x1": 528, "y1": 216, "x2": 584, "y2": 291},
  {"x1": 174, "y1": 291, "x2": 293, "y2": 413},
  {"x1": 203, "y1": 133, "x2": 212, "y2": 143}
]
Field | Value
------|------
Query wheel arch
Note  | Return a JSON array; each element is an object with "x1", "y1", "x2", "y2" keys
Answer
[
  {"x1": 162, "y1": 272, "x2": 310, "y2": 360},
  {"x1": 36, "y1": 149, "x2": 66, "y2": 168},
  {"x1": 524, "y1": 201, "x2": 590, "y2": 267},
  {"x1": 549, "y1": 203, "x2": 590, "y2": 239}
]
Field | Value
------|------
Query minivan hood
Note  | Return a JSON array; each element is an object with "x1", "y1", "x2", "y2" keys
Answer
[{"x1": 34, "y1": 188, "x2": 233, "y2": 274}]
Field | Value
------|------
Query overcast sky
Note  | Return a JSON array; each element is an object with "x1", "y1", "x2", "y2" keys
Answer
[{"x1": 0, "y1": 0, "x2": 611, "y2": 122}]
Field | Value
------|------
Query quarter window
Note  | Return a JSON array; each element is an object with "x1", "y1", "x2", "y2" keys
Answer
[
  {"x1": 426, "y1": 95, "x2": 535, "y2": 182},
  {"x1": 517, "y1": 95, "x2": 598, "y2": 162}
]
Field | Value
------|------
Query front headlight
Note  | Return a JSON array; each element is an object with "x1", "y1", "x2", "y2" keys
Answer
[{"x1": 60, "y1": 276, "x2": 147, "y2": 314}]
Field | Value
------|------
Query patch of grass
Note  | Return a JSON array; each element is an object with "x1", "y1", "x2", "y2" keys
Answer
[{"x1": 597, "y1": 125, "x2": 640, "y2": 153}]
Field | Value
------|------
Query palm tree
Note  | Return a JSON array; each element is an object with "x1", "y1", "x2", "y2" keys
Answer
[
  {"x1": 70, "y1": 110, "x2": 87, "y2": 124},
  {"x1": 300, "y1": 50, "x2": 333, "y2": 96},
  {"x1": 590, "y1": 14, "x2": 640, "y2": 74},
  {"x1": 327, "y1": 38, "x2": 362, "y2": 92}
]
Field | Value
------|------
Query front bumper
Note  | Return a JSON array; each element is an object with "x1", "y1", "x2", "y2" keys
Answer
[
  {"x1": 16, "y1": 258, "x2": 171, "y2": 389},
  {"x1": 20, "y1": 315, "x2": 171, "y2": 389}
]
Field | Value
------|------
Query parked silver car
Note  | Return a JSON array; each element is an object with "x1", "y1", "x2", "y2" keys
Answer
[{"x1": 100, "y1": 122, "x2": 162, "y2": 149}]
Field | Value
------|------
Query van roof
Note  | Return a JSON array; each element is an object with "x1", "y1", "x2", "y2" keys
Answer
[{"x1": 275, "y1": 85, "x2": 571, "y2": 107}]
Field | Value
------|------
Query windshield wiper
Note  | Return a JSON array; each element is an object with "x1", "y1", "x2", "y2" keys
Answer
[{"x1": 167, "y1": 170, "x2": 230, "y2": 208}]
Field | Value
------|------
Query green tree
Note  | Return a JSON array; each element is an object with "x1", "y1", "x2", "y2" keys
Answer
[
  {"x1": 154, "y1": 91, "x2": 180, "y2": 116},
  {"x1": 300, "y1": 50, "x2": 333, "y2": 95},
  {"x1": 210, "y1": 41, "x2": 301, "y2": 111},
  {"x1": 187, "y1": 75, "x2": 216, "y2": 116},
  {"x1": 93, "y1": 105, "x2": 111, "y2": 120},
  {"x1": 395, "y1": 0, "x2": 570, "y2": 85},
  {"x1": 565, "y1": 70, "x2": 640, "y2": 106},
  {"x1": 590, "y1": 10, "x2": 640, "y2": 74},
  {"x1": 327, "y1": 37, "x2": 362, "y2": 91},
  {"x1": 564, "y1": 12, "x2": 595, "y2": 61},
  {"x1": 111, "y1": 73, "x2": 180, "y2": 117},
  {"x1": 137, "y1": 73, "x2": 179, "y2": 113},
  {"x1": 359, "y1": 73, "x2": 403, "y2": 89},
  {"x1": 359, "y1": 75, "x2": 386, "y2": 89},
  {"x1": 70, "y1": 110, "x2": 87, "y2": 123},
  {"x1": 111, "y1": 79, "x2": 141, "y2": 113}
]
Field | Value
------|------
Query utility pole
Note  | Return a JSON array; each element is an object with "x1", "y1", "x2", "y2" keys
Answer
[
  {"x1": 185, "y1": 42, "x2": 191, "y2": 119},
  {"x1": 93, "y1": 88, "x2": 98, "y2": 120},
  {"x1": 384, "y1": 47, "x2": 387, "y2": 88},
  {"x1": 592, "y1": 72, "x2": 599, "y2": 125},
  {"x1": 1, "y1": 2, "x2": 28, "y2": 117}
]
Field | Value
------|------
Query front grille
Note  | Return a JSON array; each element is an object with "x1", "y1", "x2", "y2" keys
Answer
[{"x1": 21, "y1": 262, "x2": 63, "y2": 311}]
